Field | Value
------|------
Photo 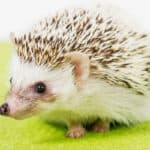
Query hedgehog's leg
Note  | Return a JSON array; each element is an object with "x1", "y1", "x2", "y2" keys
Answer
[
  {"x1": 65, "y1": 52, "x2": 90, "y2": 89},
  {"x1": 91, "y1": 120, "x2": 110, "y2": 132},
  {"x1": 66, "y1": 121, "x2": 86, "y2": 138}
]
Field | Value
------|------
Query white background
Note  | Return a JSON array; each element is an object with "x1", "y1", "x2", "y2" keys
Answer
[{"x1": 0, "y1": 0, "x2": 150, "y2": 40}]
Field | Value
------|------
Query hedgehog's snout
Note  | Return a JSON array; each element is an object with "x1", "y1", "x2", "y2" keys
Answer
[{"x1": 0, "y1": 103, "x2": 9, "y2": 116}]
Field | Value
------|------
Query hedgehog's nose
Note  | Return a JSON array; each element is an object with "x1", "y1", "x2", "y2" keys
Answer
[{"x1": 0, "y1": 103, "x2": 9, "y2": 116}]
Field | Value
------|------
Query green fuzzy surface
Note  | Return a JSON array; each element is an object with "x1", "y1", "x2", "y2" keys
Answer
[{"x1": 0, "y1": 42, "x2": 150, "y2": 150}]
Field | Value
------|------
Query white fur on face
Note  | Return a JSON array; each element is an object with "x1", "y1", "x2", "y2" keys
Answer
[
  {"x1": 10, "y1": 52, "x2": 53, "y2": 87},
  {"x1": 5, "y1": 52, "x2": 76, "y2": 119},
  {"x1": 10, "y1": 52, "x2": 76, "y2": 96}
]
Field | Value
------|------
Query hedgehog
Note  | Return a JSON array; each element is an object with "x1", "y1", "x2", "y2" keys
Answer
[{"x1": 1, "y1": 4, "x2": 150, "y2": 138}]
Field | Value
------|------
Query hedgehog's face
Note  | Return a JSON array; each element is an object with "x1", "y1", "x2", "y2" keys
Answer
[
  {"x1": 4, "y1": 80, "x2": 55, "y2": 119},
  {"x1": 0, "y1": 30, "x2": 89, "y2": 119},
  {"x1": 0, "y1": 53, "x2": 75, "y2": 119}
]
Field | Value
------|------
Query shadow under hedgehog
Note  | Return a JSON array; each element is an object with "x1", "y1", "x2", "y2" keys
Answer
[{"x1": 1, "y1": 3, "x2": 150, "y2": 138}]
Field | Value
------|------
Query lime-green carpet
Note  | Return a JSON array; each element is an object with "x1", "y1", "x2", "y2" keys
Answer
[{"x1": 0, "y1": 42, "x2": 150, "y2": 150}]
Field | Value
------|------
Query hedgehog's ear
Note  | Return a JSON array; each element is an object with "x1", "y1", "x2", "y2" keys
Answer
[{"x1": 65, "y1": 52, "x2": 90, "y2": 89}]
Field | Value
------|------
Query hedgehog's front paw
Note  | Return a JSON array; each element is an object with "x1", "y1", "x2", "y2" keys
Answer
[
  {"x1": 92, "y1": 120, "x2": 110, "y2": 133},
  {"x1": 66, "y1": 123, "x2": 85, "y2": 138},
  {"x1": 66, "y1": 126, "x2": 85, "y2": 138}
]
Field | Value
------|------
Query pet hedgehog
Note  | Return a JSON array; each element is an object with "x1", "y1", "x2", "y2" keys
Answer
[{"x1": 1, "y1": 4, "x2": 150, "y2": 138}]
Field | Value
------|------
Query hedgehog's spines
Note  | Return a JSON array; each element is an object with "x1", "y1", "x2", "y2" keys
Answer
[{"x1": 12, "y1": 7, "x2": 150, "y2": 94}]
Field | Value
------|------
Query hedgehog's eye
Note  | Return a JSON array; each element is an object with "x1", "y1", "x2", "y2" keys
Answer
[
  {"x1": 35, "y1": 82, "x2": 46, "y2": 94},
  {"x1": 9, "y1": 77, "x2": 13, "y2": 84}
]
